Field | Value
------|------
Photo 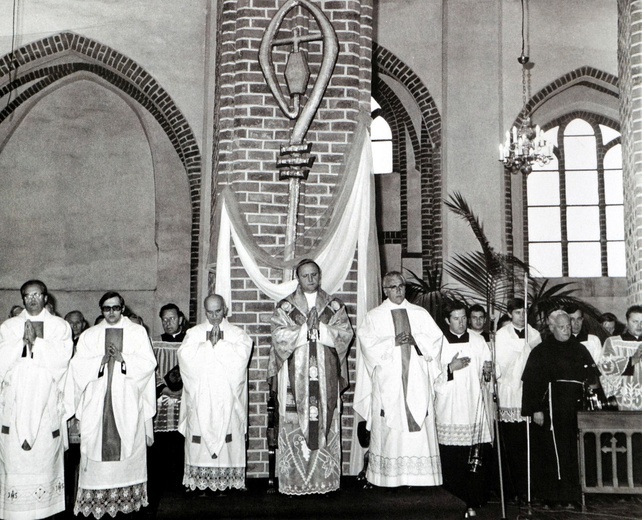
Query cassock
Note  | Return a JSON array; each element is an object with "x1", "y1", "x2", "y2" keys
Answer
[
  {"x1": 268, "y1": 287, "x2": 353, "y2": 495},
  {"x1": 161, "y1": 330, "x2": 186, "y2": 343},
  {"x1": 177, "y1": 319, "x2": 252, "y2": 491},
  {"x1": 521, "y1": 335, "x2": 600, "y2": 503},
  {"x1": 355, "y1": 299, "x2": 443, "y2": 487},
  {"x1": 494, "y1": 323, "x2": 541, "y2": 498},
  {"x1": 435, "y1": 329, "x2": 494, "y2": 508},
  {"x1": 0, "y1": 309, "x2": 73, "y2": 520},
  {"x1": 599, "y1": 332, "x2": 642, "y2": 410},
  {"x1": 64, "y1": 316, "x2": 156, "y2": 518}
]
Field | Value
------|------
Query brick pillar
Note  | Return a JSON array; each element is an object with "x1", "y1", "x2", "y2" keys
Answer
[
  {"x1": 211, "y1": 0, "x2": 373, "y2": 478},
  {"x1": 618, "y1": 0, "x2": 642, "y2": 302}
]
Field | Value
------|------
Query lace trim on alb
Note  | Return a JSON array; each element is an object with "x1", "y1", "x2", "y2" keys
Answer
[
  {"x1": 182, "y1": 465, "x2": 245, "y2": 491},
  {"x1": 499, "y1": 407, "x2": 526, "y2": 422},
  {"x1": 368, "y1": 453, "x2": 441, "y2": 477},
  {"x1": 436, "y1": 422, "x2": 491, "y2": 445},
  {"x1": 74, "y1": 483, "x2": 147, "y2": 519}
]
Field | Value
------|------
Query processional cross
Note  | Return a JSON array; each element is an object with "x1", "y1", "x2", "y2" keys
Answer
[{"x1": 259, "y1": 0, "x2": 338, "y2": 272}]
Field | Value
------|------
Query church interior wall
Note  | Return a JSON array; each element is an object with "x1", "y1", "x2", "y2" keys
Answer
[
  {"x1": 372, "y1": 0, "x2": 621, "y2": 316},
  {"x1": 0, "y1": 0, "x2": 632, "y2": 480},
  {"x1": 0, "y1": 1, "x2": 207, "y2": 331}
]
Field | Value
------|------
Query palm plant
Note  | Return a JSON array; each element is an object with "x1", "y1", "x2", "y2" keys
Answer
[
  {"x1": 527, "y1": 278, "x2": 606, "y2": 338},
  {"x1": 443, "y1": 191, "x2": 529, "y2": 317},
  {"x1": 404, "y1": 266, "x2": 464, "y2": 331},
  {"x1": 437, "y1": 191, "x2": 604, "y2": 333}
]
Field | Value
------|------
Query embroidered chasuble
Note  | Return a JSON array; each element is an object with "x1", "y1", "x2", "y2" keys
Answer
[
  {"x1": 269, "y1": 287, "x2": 353, "y2": 495},
  {"x1": 600, "y1": 332, "x2": 642, "y2": 410},
  {"x1": 102, "y1": 328, "x2": 123, "y2": 461},
  {"x1": 305, "y1": 307, "x2": 321, "y2": 449}
]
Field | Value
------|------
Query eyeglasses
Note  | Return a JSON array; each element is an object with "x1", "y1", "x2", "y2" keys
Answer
[
  {"x1": 23, "y1": 292, "x2": 43, "y2": 300},
  {"x1": 102, "y1": 305, "x2": 122, "y2": 313},
  {"x1": 383, "y1": 284, "x2": 405, "y2": 291},
  {"x1": 161, "y1": 317, "x2": 178, "y2": 324}
]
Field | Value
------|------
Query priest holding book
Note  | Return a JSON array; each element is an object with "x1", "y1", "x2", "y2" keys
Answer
[
  {"x1": 0, "y1": 279, "x2": 73, "y2": 520},
  {"x1": 64, "y1": 291, "x2": 157, "y2": 518}
]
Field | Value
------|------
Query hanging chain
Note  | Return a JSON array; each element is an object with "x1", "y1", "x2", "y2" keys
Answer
[{"x1": 522, "y1": 66, "x2": 528, "y2": 113}]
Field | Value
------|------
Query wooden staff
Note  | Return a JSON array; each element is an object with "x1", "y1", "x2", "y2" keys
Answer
[
  {"x1": 524, "y1": 270, "x2": 533, "y2": 515},
  {"x1": 489, "y1": 304, "x2": 507, "y2": 519}
]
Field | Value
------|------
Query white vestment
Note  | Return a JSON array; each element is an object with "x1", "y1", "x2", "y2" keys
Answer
[
  {"x1": 64, "y1": 317, "x2": 156, "y2": 518},
  {"x1": 0, "y1": 309, "x2": 72, "y2": 520},
  {"x1": 494, "y1": 324, "x2": 541, "y2": 422},
  {"x1": 577, "y1": 333, "x2": 602, "y2": 366},
  {"x1": 434, "y1": 330, "x2": 495, "y2": 446},
  {"x1": 355, "y1": 299, "x2": 443, "y2": 487},
  {"x1": 177, "y1": 319, "x2": 252, "y2": 491}
]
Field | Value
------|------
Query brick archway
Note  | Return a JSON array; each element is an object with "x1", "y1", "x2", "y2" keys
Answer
[
  {"x1": 372, "y1": 41, "x2": 442, "y2": 273},
  {"x1": 0, "y1": 32, "x2": 202, "y2": 320}
]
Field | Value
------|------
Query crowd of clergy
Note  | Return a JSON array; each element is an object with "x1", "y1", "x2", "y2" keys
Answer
[{"x1": 0, "y1": 266, "x2": 639, "y2": 519}]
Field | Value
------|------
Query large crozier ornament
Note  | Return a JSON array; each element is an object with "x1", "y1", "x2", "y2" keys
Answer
[{"x1": 259, "y1": 0, "x2": 339, "y2": 180}]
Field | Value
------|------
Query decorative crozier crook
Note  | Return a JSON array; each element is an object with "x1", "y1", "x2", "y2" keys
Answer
[{"x1": 259, "y1": 0, "x2": 339, "y2": 180}]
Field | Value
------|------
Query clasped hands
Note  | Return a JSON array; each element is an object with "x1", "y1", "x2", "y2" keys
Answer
[
  {"x1": 307, "y1": 308, "x2": 319, "y2": 334},
  {"x1": 101, "y1": 343, "x2": 123, "y2": 365},
  {"x1": 208, "y1": 326, "x2": 221, "y2": 345},
  {"x1": 394, "y1": 331, "x2": 412, "y2": 345}
]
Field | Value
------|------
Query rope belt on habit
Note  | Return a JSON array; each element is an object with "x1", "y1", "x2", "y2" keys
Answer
[{"x1": 548, "y1": 379, "x2": 583, "y2": 479}]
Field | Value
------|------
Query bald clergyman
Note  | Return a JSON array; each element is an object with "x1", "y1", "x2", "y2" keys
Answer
[{"x1": 177, "y1": 294, "x2": 253, "y2": 493}]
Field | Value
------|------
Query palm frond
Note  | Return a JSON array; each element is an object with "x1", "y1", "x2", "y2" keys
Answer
[
  {"x1": 444, "y1": 192, "x2": 498, "y2": 273},
  {"x1": 404, "y1": 267, "x2": 467, "y2": 329},
  {"x1": 527, "y1": 279, "x2": 606, "y2": 335}
]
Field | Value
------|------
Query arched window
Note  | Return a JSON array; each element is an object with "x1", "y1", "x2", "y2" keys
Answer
[
  {"x1": 526, "y1": 116, "x2": 624, "y2": 278},
  {"x1": 371, "y1": 98, "x2": 393, "y2": 174}
]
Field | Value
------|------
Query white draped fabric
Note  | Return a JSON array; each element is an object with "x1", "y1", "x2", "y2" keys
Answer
[
  {"x1": 211, "y1": 123, "x2": 381, "y2": 475},
  {"x1": 213, "y1": 125, "x2": 378, "y2": 316}
]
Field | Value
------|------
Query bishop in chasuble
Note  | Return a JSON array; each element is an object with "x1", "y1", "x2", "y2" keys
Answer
[
  {"x1": 64, "y1": 292, "x2": 157, "y2": 518},
  {"x1": 177, "y1": 294, "x2": 253, "y2": 492},
  {"x1": 0, "y1": 280, "x2": 73, "y2": 520},
  {"x1": 268, "y1": 259, "x2": 354, "y2": 495},
  {"x1": 355, "y1": 271, "x2": 443, "y2": 488}
]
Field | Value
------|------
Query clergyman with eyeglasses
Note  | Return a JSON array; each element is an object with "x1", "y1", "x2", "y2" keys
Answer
[
  {"x1": 158, "y1": 303, "x2": 186, "y2": 343},
  {"x1": 0, "y1": 279, "x2": 73, "y2": 519},
  {"x1": 355, "y1": 271, "x2": 444, "y2": 489},
  {"x1": 154, "y1": 304, "x2": 186, "y2": 397},
  {"x1": 64, "y1": 291, "x2": 157, "y2": 518}
]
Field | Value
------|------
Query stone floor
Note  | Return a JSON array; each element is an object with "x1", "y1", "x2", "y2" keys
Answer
[{"x1": 145, "y1": 478, "x2": 642, "y2": 520}]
